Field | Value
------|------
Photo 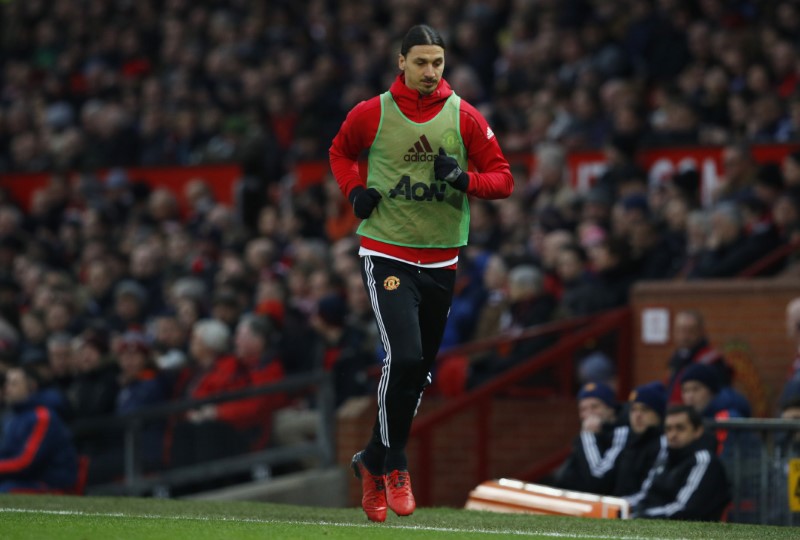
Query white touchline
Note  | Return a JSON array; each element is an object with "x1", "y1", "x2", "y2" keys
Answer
[{"x1": 0, "y1": 507, "x2": 687, "y2": 540}]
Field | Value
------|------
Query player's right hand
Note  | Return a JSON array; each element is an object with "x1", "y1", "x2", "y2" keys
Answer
[{"x1": 349, "y1": 186, "x2": 382, "y2": 219}]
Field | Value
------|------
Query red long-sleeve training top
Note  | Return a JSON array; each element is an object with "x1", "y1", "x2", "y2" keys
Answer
[{"x1": 329, "y1": 74, "x2": 514, "y2": 265}]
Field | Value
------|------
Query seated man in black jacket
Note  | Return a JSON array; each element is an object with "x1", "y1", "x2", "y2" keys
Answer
[
  {"x1": 628, "y1": 405, "x2": 730, "y2": 521},
  {"x1": 552, "y1": 381, "x2": 626, "y2": 495},
  {"x1": 612, "y1": 381, "x2": 667, "y2": 498}
]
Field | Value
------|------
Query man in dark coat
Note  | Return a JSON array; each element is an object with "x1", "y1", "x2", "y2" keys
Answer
[
  {"x1": 0, "y1": 366, "x2": 78, "y2": 492},
  {"x1": 628, "y1": 405, "x2": 730, "y2": 521},
  {"x1": 612, "y1": 381, "x2": 667, "y2": 497},
  {"x1": 665, "y1": 310, "x2": 732, "y2": 404},
  {"x1": 552, "y1": 381, "x2": 627, "y2": 495}
]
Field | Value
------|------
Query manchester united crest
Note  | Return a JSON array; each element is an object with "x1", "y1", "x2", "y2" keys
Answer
[{"x1": 383, "y1": 276, "x2": 400, "y2": 291}]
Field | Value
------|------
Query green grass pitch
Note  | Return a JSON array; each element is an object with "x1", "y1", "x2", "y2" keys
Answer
[{"x1": 0, "y1": 494, "x2": 797, "y2": 539}]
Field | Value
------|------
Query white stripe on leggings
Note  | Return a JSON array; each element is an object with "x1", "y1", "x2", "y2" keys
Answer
[{"x1": 363, "y1": 256, "x2": 393, "y2": 447}]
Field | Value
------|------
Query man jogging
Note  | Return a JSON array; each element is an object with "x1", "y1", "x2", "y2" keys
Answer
[{"x1": 329, "y1": 24, "x2": 513, "y2": 522}]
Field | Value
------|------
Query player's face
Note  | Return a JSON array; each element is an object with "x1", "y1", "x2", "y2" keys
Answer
[
  {"x1": 664, "y1": 412, "x2": 702, "y2": 449},
  {"x1": 399, "y1": 45, "x2": 445, "y2": 95},
  {"x1": 629, "y1": 402, "x2": 661, "y2": 434}
]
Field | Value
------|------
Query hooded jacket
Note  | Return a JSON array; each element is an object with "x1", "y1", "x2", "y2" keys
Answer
[
  {"x1": 329, "y1": 74, "x2": 513, "y2": 265},
  {"x1": 0, "y1": 391, "x2": 78, "y2": 490}
]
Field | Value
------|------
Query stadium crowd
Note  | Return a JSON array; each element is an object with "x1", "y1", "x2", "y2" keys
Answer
[{"x1": 2, "y1": 0, "x2": 800, "y2": 511}]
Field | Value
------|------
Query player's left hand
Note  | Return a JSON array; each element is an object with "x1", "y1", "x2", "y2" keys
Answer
[{"x1": 434, "y1": 147, "x2": 469, "y2": 191}]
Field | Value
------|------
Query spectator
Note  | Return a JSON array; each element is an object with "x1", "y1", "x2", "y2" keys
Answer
[
  {"x1": 555, "y1": 243, "x2": 595, "y2": 318},
  {"x1": 665, "y1": 310, "x2": 732, "y2": 405},
  {"x1": 627, "y1": 405, "x2": 731, "y2": 521},
  {"x1": 109, "y1": 280, "x2": 149, "y2": 333},
  {"x1": 45, "y1": 332, "x2": 74, "y2": 396},
  {"x1": 552, "y1": 382, "x2": 626, "y2": 495},
  {"x1": 688, "y1": 203, "x2": 748, "y2": 278},
  {"x1": 612, "y1": 381, "x2": 667, "y2": 498},
  {"x1": 89, "y1": 331, "x2": 168, "y2": 483},
  {"x1": 680, "y1": 363, "x2": 752, "y2": 457},
  {"x1": 67, "y1": 327, "x2": 119, "y2": 461},
  {"x1": 466, "y1": 264, "x2": 556, "y2": 389},
  {"x1": 714, "y1": 143, "x2": 758, "y2": 204},
  {"x1": 220, "y1": 314, "x2": 287, "y2": 451},
  {"x1": 0, "y1": 366, "x2": 78, "y2": 493},
  {"x1": 310, "y1": 293, "x2": 375, "y2": 406},
  {"x1": 528, "y1": 143, "x2": 576, "y2": 218},
  {"x1": 167, "y1": 319, "x2": 248, "y2": 467},
  {"x1": 472, "y1": 254, "x2": 510, "y2": 341},
  {"x1": 576, "y1": 236, "x2": 635, "y2": 314}
]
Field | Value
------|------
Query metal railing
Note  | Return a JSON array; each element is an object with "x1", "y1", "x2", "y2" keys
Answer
[
  {"x1": 707, "y1": 417, "x2": 800, "y2": 526},
  {"x1": 737, "y1": 238, "x2": 800, "y2": 278},
  {"x1": 70, "y1": 371, "x2": 336, "y2": 497}
]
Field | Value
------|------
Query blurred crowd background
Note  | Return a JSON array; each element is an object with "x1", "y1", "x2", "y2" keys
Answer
[
  {"x1": 2, "y1": 0, "x2": 800, "y2": 488},
  {"x1": 5, "y1": 0, "x2": 800, "y2": 173}
]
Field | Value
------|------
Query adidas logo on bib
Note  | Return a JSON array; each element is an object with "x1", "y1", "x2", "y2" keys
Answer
[{"x1": 404, "y1": 134, "x2": 436, "y2": 162}]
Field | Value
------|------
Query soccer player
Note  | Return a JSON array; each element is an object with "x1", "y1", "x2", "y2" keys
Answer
[{"x1": 329, "y1": 24, "x2": 513, "y2": 521}]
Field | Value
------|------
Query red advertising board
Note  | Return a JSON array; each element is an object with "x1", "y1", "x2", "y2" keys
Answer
[
  {"x1": 0, "y1": 163, "x2": 242, "y2": 215},
  {"x1": 564, "y1": 144, "x2": 800, "y2": 205}
]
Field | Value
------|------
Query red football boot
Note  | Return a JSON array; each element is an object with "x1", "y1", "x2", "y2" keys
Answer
[
  {"x1": 351, "y1": 452, "x2": 387, "y2": 522},
  {"x1": 385, "y1": 469, "x2": 416, "y2": 516}
]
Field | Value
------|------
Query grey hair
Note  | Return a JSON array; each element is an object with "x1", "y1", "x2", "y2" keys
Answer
[
  {"x1": 171, "y1": 276, "x2": 208, "y2": 303},
  {"x1": 508, "y1": 264, "x2": 543, "y2": 292},
  {"x1": 712, "y1": 202, "x2": 742, "y2": 228},
  {"x1": 535, "y1": 142, "x2": 566, "y2": 169},
  {"x1": 192, "y1": 319, "x2": 230, "y2": 353},
  {"x1": 47, "y1": 332, "x2": 73, "y2": 349},
  {"x1": 237, "y1": 313, "x2": 276, "y2": 344}
]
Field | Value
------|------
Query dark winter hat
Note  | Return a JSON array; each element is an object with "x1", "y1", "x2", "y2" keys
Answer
[
  {"x1": 680, "y1": 363, "x2": 721, "y2": 394},
  {"x1": 629, "y1": 381, "x2": 667, "y2": 418},
  {"x1": 621, "y1": 193, "x2": 649, "y2": 214},
  {"x1": 577, "y1": 381, "x2": 616, "y2": 408},
  {"x1": 316, "y1": 294, "x2": 348, "y2": 328}
]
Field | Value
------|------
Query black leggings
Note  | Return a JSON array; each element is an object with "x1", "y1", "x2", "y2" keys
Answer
[{"x1": 361, "y1": 255, "x2": 455, "y2": 453}]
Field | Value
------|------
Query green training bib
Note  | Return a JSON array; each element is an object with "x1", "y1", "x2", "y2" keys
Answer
[{"x1": 357, "y1": 91, "x2": 470, "y2": 248}]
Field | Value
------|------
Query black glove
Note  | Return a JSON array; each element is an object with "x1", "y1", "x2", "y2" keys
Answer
[
  {"x1": 434, "y1": 147, "x2": 469, "y2": 191},
  {"x1": 349, "y1": 186, "x2": 382, "y2": 219}
]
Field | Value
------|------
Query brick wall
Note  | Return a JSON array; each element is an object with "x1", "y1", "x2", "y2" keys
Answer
[{"x1": 631, "y1": 279, "x2": 800, "y2": 416}]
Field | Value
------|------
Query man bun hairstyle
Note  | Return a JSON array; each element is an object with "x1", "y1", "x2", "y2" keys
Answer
[{"x1": 401, "y1": 25, "x2": 446, "y2": 56}]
